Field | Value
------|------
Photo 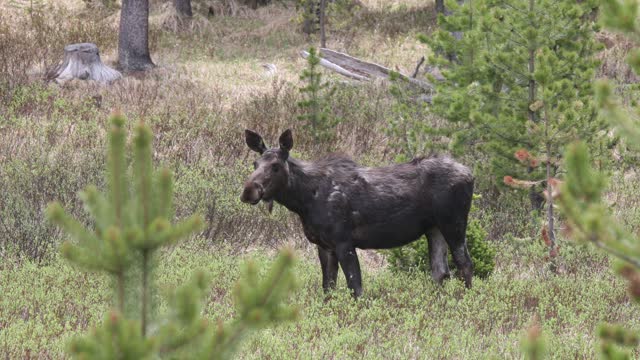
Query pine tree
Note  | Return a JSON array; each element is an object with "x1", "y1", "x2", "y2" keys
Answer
[
  {"x1": 555, "y1": 0, "x2": 640, "y2": 357},
  {"x1": 298, "y1": 47, "x2": 339, "y2": 144},
  {"x1": 425, "y1": 0, "x2": 605, "y2": 213},
  {"x1": 558, "y1": 143, "x2": 640, "y2": 358},
  {"x1": 520, "y1": 315, "x2": 547, "y2": 360},
  {"x1": 47, "y1": 112, "x2": 297, "y2": 359},
  {"x1": 386, "y1": 72, "x2": 451, "y2": 163},
  {"x1": 504, "y1": 42, "x2": 604, "y2": 256}
]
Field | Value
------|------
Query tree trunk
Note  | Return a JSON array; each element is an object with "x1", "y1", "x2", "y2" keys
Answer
[
  {"x1": 527, "y1": 0, "x2": 539, "y2": 213},
  {"x1": 319, "y1": 0, "x2": 327, "y2": 48},
  {"x1": 48, "y1": 43, "x2": 122, "y2": 84},
  {"x1": 543, "y1": 107, "x2": 556, "y2": 255},
  {"x1": 174, "y1": 0, "x2": 193, "y2": 17},
  {"x1": 118, "y1": 0, "x2": 155, "y2": 72},
  {"x1": 545, "y1": 152, "x2": 556, "y2": 251},
  {"x1": 302, "y1": 0, "x2": 317, "y2": 35}
]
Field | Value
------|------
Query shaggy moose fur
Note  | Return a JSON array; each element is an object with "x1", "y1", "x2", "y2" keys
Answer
[{"x1": 241, "y1": 129, "x2": 475, "y2": 298}]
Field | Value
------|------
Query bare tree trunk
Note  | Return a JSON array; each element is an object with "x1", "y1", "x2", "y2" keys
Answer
[
  {"x1": 118, "y1": 0, "x2": 155, "y2": 72},
  {"x1": 527, "y1": 0, "x2": 537, "y2": 123},
  {"x1": 319, "y1": 0, "x2": 327, "y2": 48},
  {"x1": 527, "y1": 0, "x2": 540, "y2": 213},
  {"x1": 302, "y1": 0, "x2": 317, "y2": 35},
  {"x1": 174, "y1": 0, "x2": 193, "y2": 17},
  {"x1": 544, "y1": 109, "x2": 556, "y2": 252}
]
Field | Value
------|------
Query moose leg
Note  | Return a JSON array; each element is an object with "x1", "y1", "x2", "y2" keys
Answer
[
  {"x1": 440, "y1": 224, "x2": 473, "y2": 288},
  {"x1": 426, "y1": 228, "x2": 450, "y2": 285},
  {"x1": 335, "y1": 242, "x2": 363, "y2": 298},
  {"x1": 318, "y1": 246, "x2": 339, "y2": 292}
]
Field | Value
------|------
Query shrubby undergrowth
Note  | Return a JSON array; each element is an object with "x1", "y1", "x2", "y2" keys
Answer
[
  {"x1": 386, "y1": 197, "x2": 496, "y2": 278},
  {"x1": 0, "y1": 70, "x2": 395, "y2": 260},
  {"x1": 1, "y1": 241, "x2": 637, "y2": 358}
]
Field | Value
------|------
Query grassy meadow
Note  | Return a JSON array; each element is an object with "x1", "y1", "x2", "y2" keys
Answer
[
  {"x1": 1, "y1": 0, "x2": 640, "y2": 358},
  {"x1": 3, "y1": 241, "x2": 639, "y2": 358}
]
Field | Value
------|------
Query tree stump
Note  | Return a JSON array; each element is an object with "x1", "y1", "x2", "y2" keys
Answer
[{"x1": 48, "y1": 43, "x2": 122, "y2": 85}]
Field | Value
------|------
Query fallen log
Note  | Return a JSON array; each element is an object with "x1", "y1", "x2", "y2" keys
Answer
[
  {"x1": 300, "y1": 48, "x2": 434, "y2": 92},
  {"x1": 47, "y1": 43, "x2": 122, "y2": 85},
  {"x1": 300, "y1": 50, "x2": 369, "y2": 81}
]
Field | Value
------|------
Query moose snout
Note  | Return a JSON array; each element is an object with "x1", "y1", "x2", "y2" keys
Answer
[{"x1": 240, "y1": 181, "x2": 263, "y2": 204}]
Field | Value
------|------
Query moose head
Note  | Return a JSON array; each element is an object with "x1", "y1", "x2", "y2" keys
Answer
[{"x1": 240, "y1": 129, "x2": 293, "y2": 206}]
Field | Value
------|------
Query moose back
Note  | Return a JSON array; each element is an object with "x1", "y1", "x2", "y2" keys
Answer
[{"x1": 240, "y1": 129, "x2": 475, "y2": 298}]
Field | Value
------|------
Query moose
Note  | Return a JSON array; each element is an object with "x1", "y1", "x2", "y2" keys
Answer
[{"x1": 240, "y1": 129, "x2": 475, "y2": 298}]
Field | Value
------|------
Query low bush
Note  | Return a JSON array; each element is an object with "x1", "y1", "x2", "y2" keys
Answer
[{"x1": 386, "y1": 197, "x2": 495, "y2": 278}]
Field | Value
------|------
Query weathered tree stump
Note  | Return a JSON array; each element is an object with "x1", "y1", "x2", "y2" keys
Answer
[{"x1": 48, "y1": 43, "x2": 122, "y2": 85}]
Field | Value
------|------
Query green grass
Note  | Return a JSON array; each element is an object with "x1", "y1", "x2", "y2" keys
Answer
[{"x1": 2, "y1": 240, "x2": 639, "y2": 358}]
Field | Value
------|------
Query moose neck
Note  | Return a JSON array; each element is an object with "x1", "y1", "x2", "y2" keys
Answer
[{"x1": 273, "y1": 157, "x2": 316, "y2": 216}]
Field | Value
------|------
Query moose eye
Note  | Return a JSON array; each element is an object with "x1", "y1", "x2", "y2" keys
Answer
[{"x1": 271, "y1": 164, "x2": 279, "y2": 173}]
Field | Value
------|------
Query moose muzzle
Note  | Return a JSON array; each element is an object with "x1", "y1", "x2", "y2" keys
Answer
[{"x1": 240, "y1": 181, "x2": 264, "y2": 205}]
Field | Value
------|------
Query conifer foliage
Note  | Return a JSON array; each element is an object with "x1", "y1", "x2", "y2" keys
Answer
[
  {"x1": 556, "y1": 0, "x2": 640, "y2": 357},
  {"x1": 559, "y1": 143, "x2": 640, "y2": 358},
  {"x1": 425, "y1": 0, "x2": 605, "y2": 208},
  {"x1": 298, "y1": 47, "x2": 339, "y2": 143},
  {"x1": 46, "y1": 113, "x2": 297, "y2": 359}
]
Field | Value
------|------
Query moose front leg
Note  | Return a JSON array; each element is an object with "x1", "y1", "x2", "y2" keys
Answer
[
  {"x1": 326, "y1": 192, "x2": 362, "y2": 297},
  {"x1": 335, "y1": 242, "x2": 363, "y2": 298},
  {"x1": 318, "y1": 246, "x2": 339, "y2": 292}
]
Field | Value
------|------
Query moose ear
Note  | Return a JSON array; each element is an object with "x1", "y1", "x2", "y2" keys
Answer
[
  {"x1": 279, "y1": 129, "x2": 293, "y2": 153},
  {"x1": 245, "y1": 129, "x2": 267, "y2": 154}
]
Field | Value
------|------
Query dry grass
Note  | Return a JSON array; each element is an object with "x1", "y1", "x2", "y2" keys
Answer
[
  {"x1": 2, "y1": 0, "x2": 635, "y2": 257},
  {"x1": 0, "y1": 3, "x2": 118, "y2": 92},
  {"x1": 0, "y1": 0, "x2": 436, "y2": 101},
  {"x1": 596, "y1": 31, "x2": 640, "y2": 84}
]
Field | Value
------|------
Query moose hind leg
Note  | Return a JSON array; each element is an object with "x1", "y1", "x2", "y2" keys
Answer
[
  {"x1": 318, "y1": 246, "x2": 339, "y2": 292},
  {"x1": 440, "y1": 224, "x2": 473, "y2": 288},
  {"x1": 335, "y1": 242, "x2": 363, "y2": 298},
  {"x1": 426, "y1": 228, "x2": 450, "y2": 285}
]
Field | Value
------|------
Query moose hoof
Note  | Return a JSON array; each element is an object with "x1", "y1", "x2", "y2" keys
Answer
[{"x1": 432, "y1": 272, "x2": 451, "y2": 285}]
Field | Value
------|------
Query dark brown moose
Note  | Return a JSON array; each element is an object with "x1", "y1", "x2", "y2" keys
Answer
[{"x1": 241, "y1": 129, "x2": 475, "y2": 298}]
